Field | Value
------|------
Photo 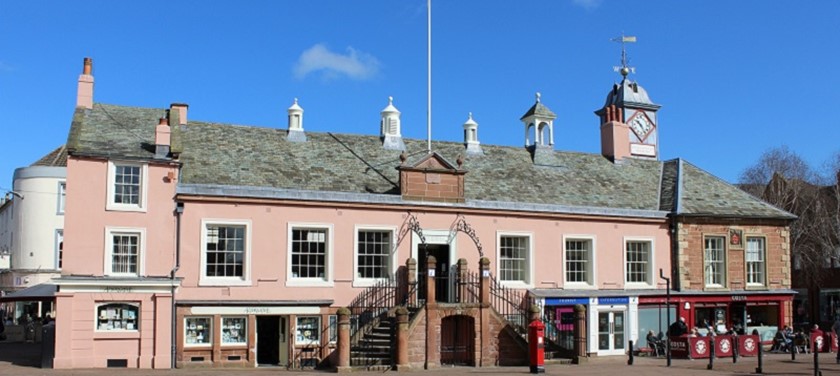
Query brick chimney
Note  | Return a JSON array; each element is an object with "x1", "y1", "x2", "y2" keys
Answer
[
  {"x1": 169, "y1": 103, "x2": 188, "y2": 125},
  {"x1": 154, "y1": 117, "x2": 171, "y2": 158},
  {"x1": 76, "y1": 57, "x2": 94, "y2": 109},
  {"x1": 599, "y1": 105, "x2": 631, "y2": 161}
]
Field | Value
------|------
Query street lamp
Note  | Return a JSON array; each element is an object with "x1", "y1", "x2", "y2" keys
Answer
[{"x1": 660, "y1": 268, "x2": 671, "y2": 367}]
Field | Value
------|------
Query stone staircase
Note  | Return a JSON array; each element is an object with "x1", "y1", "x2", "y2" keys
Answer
[{"x1": 350, "y1": 315, "x2": 393, "y2": 371}]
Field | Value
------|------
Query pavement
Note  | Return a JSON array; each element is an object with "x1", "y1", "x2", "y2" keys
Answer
[{"x1": 2, "y1": 342, "x2": 840, "y2": 375}]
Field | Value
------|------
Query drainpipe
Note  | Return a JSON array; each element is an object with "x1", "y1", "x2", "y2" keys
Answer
[{"x1": 170, "y1": 201, "x2": 184, "y2": 368}]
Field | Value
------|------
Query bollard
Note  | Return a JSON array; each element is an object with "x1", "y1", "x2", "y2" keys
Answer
[
  {"x1": 733, "y1": 336, "x2": 738, "y2": 363},
  {"x1": 666, "y1": 336, "x2": 671, "y2": 367},
  {"x1": 792, "y1": 340, "x2": 797, "y2": 361},
  {"x1": 813, "y1": 339, "x2": 819, "y2": 376},
  {"x1": 755, "y1": 338, "x2": 763, "y2": 374},
  {"x1": 707, "y1": 336, "x2": 715, "y2": 370},
  {"x1": 628, "y1": 340, "x2": 634, "y2": 365}
]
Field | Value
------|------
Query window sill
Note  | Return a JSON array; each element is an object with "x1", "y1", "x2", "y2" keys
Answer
[
  {"x1": 624, "y1": 283, "x2": 655, "y2": 289},
  {"x1": 184, "y1": 344, "x2": 213, "y2": 348},
  {"x1": 564, "y1": 283, "x2": 596, "y2": 289},
  {"x1": 286, "y1": 279, "x2": 334, "y2": 288},
  {"x1": 499, "y1": 281, "x2": 533, "y2": 289},
  {"x1": 352, "y1": 278, "x2": 391, "y2": 288},
  {"x1": 199, "y1": 278, "x2": 251, "y2": 287},
  {"x1": 745, "y1": 284, "x2": 768, "y2": 290},
  {"x1": 94, "y1": 330, "x2": 140, "y2": 339},
  {"x1": 106, "y1": 204, "x2": 147, "y2": 213}
]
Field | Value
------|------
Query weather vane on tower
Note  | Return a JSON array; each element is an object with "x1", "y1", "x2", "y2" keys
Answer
[{"x1": 611, "y1": 33, "x2": 637, "y2": 78}]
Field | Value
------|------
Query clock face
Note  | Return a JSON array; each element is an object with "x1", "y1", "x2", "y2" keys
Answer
[{"x1": 628, "y1": 111, "x2": 654, "y2": 140}]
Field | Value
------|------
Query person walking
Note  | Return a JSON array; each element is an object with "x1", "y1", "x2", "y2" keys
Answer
[{"x1": 832, "y1": 316, "x2": 840, "y2": 364}]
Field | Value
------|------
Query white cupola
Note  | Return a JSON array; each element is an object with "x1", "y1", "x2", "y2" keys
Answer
[
  {"x1": 380, "y1": 96, "x2": 405, "y2": 150},
  {"x1": 463, "y1": 112, "x2": 483, "y2": 156},
  {"x1": 520, "y1": 92, "x2": 556, "y2": 149},
  {"x1": 287, "y1": 98, "x2": 306, "y2": 142}
]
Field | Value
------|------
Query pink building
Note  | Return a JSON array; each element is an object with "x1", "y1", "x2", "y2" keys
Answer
[{"x1": 50, "y1": 58, "x2": 792, "y2": 369}]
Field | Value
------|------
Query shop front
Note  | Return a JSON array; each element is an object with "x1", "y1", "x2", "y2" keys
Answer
[
  {"x1": 672, "y1": 292, "x2": 794, "y2": 344},
  {"x1": 175, "y1": 302, "x2": 335, "y2": 369}
]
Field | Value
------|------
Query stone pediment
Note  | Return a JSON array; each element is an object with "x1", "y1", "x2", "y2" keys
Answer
[{"x1": 397, "y1": 152, "x2": 466, "y2": 203}]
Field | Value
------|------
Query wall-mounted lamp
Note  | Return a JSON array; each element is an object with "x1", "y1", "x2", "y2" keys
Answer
[{"x1": 684, "y1": 302, "x2": 691, "y2": 310}]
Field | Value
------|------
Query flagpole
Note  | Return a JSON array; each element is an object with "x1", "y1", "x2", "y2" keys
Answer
[{"x1": 427, "y1": 0, "x2": 432, "y2": 154}]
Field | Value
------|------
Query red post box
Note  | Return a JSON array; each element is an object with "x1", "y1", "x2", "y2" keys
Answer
[{"x1": 528, "y1": 319, "x2": 545, "y2": 373}]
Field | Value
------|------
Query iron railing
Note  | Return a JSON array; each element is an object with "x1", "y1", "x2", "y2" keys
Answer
[{"x1": 488, "y1": 273, "x2": 534, "y2": 337}]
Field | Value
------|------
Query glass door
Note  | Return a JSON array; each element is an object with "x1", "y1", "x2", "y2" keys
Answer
[{"x1": 597, "y1": 311, "x2": 626, "y2": 355}]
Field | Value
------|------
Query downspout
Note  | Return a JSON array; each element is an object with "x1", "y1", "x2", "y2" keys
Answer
[{"x1": 170, "y1": 201, "x2": 184, "y2": 368}]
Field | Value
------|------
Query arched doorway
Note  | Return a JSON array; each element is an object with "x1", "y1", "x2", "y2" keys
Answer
[{"x1": 440, "y1": 315, "x2": 475, "y2": 366}]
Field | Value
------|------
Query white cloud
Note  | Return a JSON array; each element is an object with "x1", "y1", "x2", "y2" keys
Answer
[
  {"x1": 293, "y1": 44, "x2": 380, "y2": 81},
  {"x1": 571, "y1": 0, "x2": 601, "y2": 9}
]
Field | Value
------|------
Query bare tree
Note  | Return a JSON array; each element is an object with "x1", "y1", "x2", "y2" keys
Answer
[{"x1": 738, "y1": 146, "x2": 828, "y2": 287}]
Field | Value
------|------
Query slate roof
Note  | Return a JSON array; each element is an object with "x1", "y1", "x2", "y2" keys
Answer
[
  {"x1": 65, "y1": 103, "x2": 794, "y2": 220},
  {"x1": 31, "y1": 145, "x2": 68, "y2": 167}
]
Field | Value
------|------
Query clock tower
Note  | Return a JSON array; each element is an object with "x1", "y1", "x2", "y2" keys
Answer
[
  {"x1": 596, "y1": 37, "x2": 662, "y2": 161},
  {"x1": 596, "y1": 75, "x2": 661, "y2": 161}
]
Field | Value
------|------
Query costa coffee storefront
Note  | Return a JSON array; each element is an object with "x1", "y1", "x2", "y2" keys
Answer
[{"x1": 671, "y1": 291, "x2": 795, "y2": 343}]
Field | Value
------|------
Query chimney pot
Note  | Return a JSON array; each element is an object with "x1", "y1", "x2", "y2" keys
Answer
[
  {"x1": 83, "y1": 57, "x2": 92, "y2": 75},
  {"x1": 159, "y1": 117, "x2": 169, "y2": 126}
]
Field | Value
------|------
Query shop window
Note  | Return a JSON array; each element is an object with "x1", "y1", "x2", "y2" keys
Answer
[
  {"x1": 185, "y1": 317, "x2": 212, "y2": 346},
  {"x1": 96, "y1": 303, "x2": 139, "y2": 331},
  {"x1": 221, "y1": 317, "x2": 247, "y2": 345},
  {"x1": 328, "y1": 315, "x2": 337, "y2": 344},
  {"x1": 296, "y1": 316, "x2": 321, "y2": 344}
]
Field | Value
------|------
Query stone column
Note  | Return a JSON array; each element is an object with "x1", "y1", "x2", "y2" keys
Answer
[
  {"x1": 336, "y1": 308, "x2": 351, "y2": 373},
  {"x1": 457, "y1": 258, "x2": 468, "y2": 303},
  {"x1": 425, "y1": 255, "x2": 438, "y2": 369},
  {"x1": 407, "y1": 258, "x2": 417, "y2": 304},
  {"x1": 478, "y1": 257, "x2": 491, "y2": 366},
  {"x1": 529, "y1": 304, "x2": 541, "y2": 322},
  {"x1": 573, "y1": 304, "x2": 588, "y2": 364},
  {"x1": 395, "y1": 307, "x2": 410, "y2": 370},
  {"x1": 478, "y1": 257, "x2": 490, "y2": 306}
]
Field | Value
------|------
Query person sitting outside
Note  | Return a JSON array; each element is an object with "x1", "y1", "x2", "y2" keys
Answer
[
  {"x1": 832, "y1": 316, "x2": 840, "y2": 364},
  {"x1": 773, "y1": 328, "x2": 790, "y2": 352},
  {"x1": 646, "y1": 330, "x2": 664, "y2": 356},
  {"x1": 669, "y1": 317, "x2": 688, "y2": 337},
  {"x1": 689, "y1": 327, "x2": 700, "y2": 337}
]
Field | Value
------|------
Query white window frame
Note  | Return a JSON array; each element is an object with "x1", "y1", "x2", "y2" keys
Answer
[
  {"x1": 286, "y1": 223, "x2": 334, "y2": 287},
  {"x1": 55, "y1": 229, "x2": 63, "y2": 270},
  {"x1": 106, "y1": 161, "x2": 148, "y2": 212},
  {"x1": 199, "y1": 219, "x2": 252, "y2": 286},
  {"x1": 496, "y1": 231, "x2": 534, "y2": 288},
  {"x1": 563, "y1": 235, "x2": 596, "y2": 288},
  {"x1": 95, "y1": 302, "x2": 140, "y2": 332},
  {"x1": 704, "y1": 235, "x2": 727, "y2": 288},
  {"x1": 104, "y1": 227, "x2": 146, "y2": 277},
  {"x1": 184, "y1": 316, "x2": 212, "y2": 347},
  {"x1": 220, "y1": 316, "x2": 248, "y2": 346},
  {"x1": 57, "y1": 181, "x2": 66, "y2": 215},
  {"x1": 353, "y1": 225, "x2": 397, "y2": 287},
  {"x1": 623, "y1": 237, "x2": 655, "y2": 288},
  {"x1": 745, "y1": 236, "x2": 767, "y2": 287}
]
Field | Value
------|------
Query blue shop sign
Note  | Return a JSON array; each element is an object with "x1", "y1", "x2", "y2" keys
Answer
[
  {"x1": 545, "y1": 297, "x2": 589, "y2": 306},
  {"x1": 597, "y1": 297, "x2": 629, "y2": 305}
]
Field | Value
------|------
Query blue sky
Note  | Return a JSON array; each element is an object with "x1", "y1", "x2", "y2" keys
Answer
[{"x1": 2, "y1": 0, "x2": 839, "y2": 191}]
